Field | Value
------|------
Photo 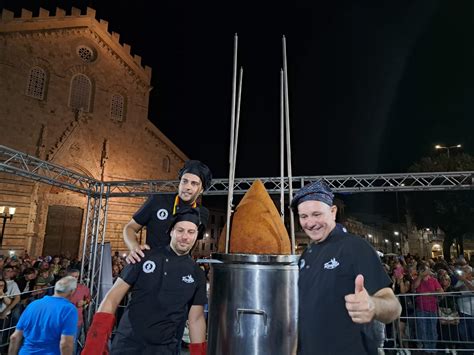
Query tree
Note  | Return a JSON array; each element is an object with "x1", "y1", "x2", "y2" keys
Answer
[{"x1": 407, "y1": 152, "x2": 474, "y2": 261}]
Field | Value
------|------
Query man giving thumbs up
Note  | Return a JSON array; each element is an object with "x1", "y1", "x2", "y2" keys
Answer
[{"x1": 291, "y1": 181, "x2": 401, "y2": 355}]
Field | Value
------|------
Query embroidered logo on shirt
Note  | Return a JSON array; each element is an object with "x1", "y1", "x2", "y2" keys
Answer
[
  {"x1": 299, "y1": 259, "x2": 306, "y2": 270},
  {"x1": 157, "y1": 209, "x2": 169, "y2": 220},
  {"x1": 143, "y1": 260, "x2": 156, "y2": 273},
  {"x1": 182, "y1": 275, "x2": 194, "y2": 284},
  {"x1": 324, "y1": 258, "x2": 340, "y2": 270}
]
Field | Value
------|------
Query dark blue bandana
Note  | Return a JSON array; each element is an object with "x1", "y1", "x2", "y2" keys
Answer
[{"x1": 290, "y1": 181, "x2": 334, "y2": 209}]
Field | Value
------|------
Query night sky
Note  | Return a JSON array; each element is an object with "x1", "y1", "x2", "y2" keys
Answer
[{"x1": 2, "y1": 1, "x2": 474, "y2": 217}]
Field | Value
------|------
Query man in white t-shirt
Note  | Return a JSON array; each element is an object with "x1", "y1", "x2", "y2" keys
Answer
[
  {"x1": 0, "y1": 265, "x2": 21, "y2": 352},
  {"x1": 1, "y1": 265, "x2": 20, "y2": 318}
]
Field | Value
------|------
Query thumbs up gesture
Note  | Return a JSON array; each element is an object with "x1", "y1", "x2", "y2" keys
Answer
[{"x1": 344, "y1": 274, "x2": 375, "y2": 324}]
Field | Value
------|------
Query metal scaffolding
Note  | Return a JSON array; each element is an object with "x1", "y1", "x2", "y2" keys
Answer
[{"x1": 1, "y1": 144, "x2": 473, "y2": 316}]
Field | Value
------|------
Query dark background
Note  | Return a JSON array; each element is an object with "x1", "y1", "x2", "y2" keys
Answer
[{"x1": 2, "y1": 0, "x2": 473, "y2": 218}]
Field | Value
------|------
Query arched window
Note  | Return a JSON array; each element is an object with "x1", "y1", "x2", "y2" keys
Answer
[
  {"x1": 25, "y1": 66, "x2": 47, "y2": 100},
  {"x1": 110, "y1": 93, "x2": 125, "y2": 122},
  {"x1": 162, "y1": 155, "x2": 171, "y2": 173},
  {"x1": 69, "y1": 74, "x2": 92, "y2": 112}
]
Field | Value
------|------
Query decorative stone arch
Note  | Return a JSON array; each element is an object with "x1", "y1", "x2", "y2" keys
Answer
[
  {"x1": 25, "y1": 66, "x2": 47, "y2": 100},
  {"x1": 106, "y1": 84, "x2": 128, "y2": 123},
  {"x1": 162, "y1": 155, "x2": 171, "y2": 173},
  {"x1": 65, "y1": 65, "x2": 96, "y2": 113},
  {"x1": 20, "y1": 57, "x2": 54, "y2": 101}
]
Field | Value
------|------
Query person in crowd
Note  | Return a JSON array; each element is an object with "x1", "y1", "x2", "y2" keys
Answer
[
  {"x1": 392, "y1": 261, "x2": 411, "y2": 348},
  {"x1": 437, "y1": 272, "x2": 460, "y2": 350},
  {"x1": 0, "y1": 265, "x2": 21, "y2": 320},
  {"x1": 50, "y1": 256, "x2": 62, "y2": 277},
  {"x1": 453, "y1": 264, "x2": 474, "y2": 347},
  {"x1": 291, "y1": 181, "x2": 401, "y2": 355},
  {"x1": 13, "y1": 268, "x2": 37, "y2": 325},
  {"x1": 8, "y1": 276, "x2": 78, "y2": 355},
  {"x1": 67, "y1": 268, "x2": 91, "y2": 353},
  {"x1": 83, "y1": 207, "x2": 207, "y2": 355},
  {"x1": 123, "y1": 160, "x2": 212, "y2": 264},
  {"x1": 412, "y1": 263, "x2": 443, "y2": 354},
  {"x1": 0, "y1": 279, "x2": 12, "y2": 329}
]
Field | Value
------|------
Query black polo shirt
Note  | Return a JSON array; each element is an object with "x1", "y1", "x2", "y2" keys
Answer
[
  {"x1": 133, "y1": 194, "x2": 209, "y2": 249},
  {"x1": 297, "y1": 224, "x2": 391, "y2": 355},
  {"x1": 112, "y1": 247, "x2": 207, "y2": 347}
]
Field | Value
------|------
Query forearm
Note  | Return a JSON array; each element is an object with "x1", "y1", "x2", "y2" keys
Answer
[
  {"x1": 372, "y1": 292, "x2": 402, "y2": 324},
  {"x1": 1, "y1": 296, "x2": 12, "y2": 306},
  {"x1": 60, "y1": 341, "x2": 73, "y2": 355},
  {"x1": 97, "y1": 296, "x2": 121, "y2": 315},
  {"x1": 8, "y1": 332, "x2": 22, "y2": 355},
  {"x1": 462, "y1": 280, "x2": 474, "y2": 291},
  {"x1": 4, "y1": 296, "x2": 20, "y2": 313},
  {"x1": 123, "y1": 225, "x2": 139, "y2": 251},
  {"x1": 189, "y1": 315, "x2": 206, "y2": 343}
]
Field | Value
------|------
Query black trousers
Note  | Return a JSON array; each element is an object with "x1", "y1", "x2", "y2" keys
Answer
[{"x1": 111, "y1": 334, "x2": 178, "y2": 355}]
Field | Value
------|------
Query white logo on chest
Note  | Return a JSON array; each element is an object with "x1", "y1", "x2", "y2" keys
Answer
[
  {"x1": 157, "y1": 208, "x2": 169, "y2": 220},
  {"x1": 143, "y1": 260, "x2": 156, "y2": 273},
  {"x1": 299, "y1": 259, "x2": 306, "y2": 270},
  {"x1": 182, "y1": 275, "x2": 194, "y2": 284},
  {"x1": 324, "y1": 258, "x2": 340, "y2": 270}
]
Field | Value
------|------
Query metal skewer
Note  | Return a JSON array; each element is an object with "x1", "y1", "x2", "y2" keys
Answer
[{"x1": 282, "y1": 35, "x2": 296, "y2": 254}]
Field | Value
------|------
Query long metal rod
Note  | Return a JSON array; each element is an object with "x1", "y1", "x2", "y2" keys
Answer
[
  {"x1": 87, "y1": 184, "x2": 103, "y2": 322},
  {"x1": 225, "y1": 34, "x2": 238, "y2": 254},
  {"x1": 232, "y1": 67, "x2": 243, "y2": 178},
  {"x1": 283, "y1": 35, "x2": 296, "y2": 254},
  {"x1": 280, "y1": 69, "x2": 285, "y2": 222},
  {"x1": 94, "y1": 185, "x2": 110, "y2": 313}
]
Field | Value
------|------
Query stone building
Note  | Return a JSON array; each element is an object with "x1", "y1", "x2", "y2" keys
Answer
[{"x1": 0, "y1": 7, "x2": 188, "y2": 257}]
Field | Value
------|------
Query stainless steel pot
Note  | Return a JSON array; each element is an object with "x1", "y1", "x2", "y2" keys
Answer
[{"x1": 207, "y1": 253, "x2": 299, "y2": 355}]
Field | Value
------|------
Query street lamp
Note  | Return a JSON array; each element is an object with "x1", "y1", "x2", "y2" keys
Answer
[
  {"x1": 435, "y1": 144, "x2": 462, "y2": 158},
  {"x1": 0, "y1": 206, "x2": 16, "y2": 247}
]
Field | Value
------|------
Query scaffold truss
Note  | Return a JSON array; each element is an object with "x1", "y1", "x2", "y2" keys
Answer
[
  {"x1": 0, "y1": 145, "x2": 98, "y2": 194},
  {"x1": 2, "y1": 145, "x2": 473, "y2": 196}
]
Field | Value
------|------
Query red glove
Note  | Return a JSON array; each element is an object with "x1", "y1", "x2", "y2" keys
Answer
[
  {"x1": 189, "y1": 342, "x2": 207, "y2": 355},
  {"x1": 82, "y1": 312, "x2": 116, "y2": 355}
]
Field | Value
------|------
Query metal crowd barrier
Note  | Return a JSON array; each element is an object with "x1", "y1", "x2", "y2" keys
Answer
[{"x1": 382, "y1": 291, "x2": 474, "y2": 354}]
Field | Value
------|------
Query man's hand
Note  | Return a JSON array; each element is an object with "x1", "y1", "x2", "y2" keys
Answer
[
  {"x1": 344, "y1": 274, "x2": 375, "y2": 324},
  {"x1": 125, "y1": 244, "x2": 150, "y2": 264},
  {"x1": 0, "y1": 311, "x2": 7, "y2": 320}
]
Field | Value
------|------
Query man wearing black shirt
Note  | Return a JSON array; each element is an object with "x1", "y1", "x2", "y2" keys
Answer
[
  {"x1": 291, "y1": 181, "x2": 401, "y2": 355},
  {"x1": 123, "y1": 160, "x2": 212, "y2": 264},
  {"x1": 83, "y1": 208, "x2": 208, "y2": 355}
]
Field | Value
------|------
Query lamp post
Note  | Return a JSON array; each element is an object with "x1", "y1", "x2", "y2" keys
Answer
[
  {"x1": 435, "y1": 144, "x2": 462, "y2": 158},
  {"x1": 0, "y1": 206, "x2": 16, "y2": 247}
]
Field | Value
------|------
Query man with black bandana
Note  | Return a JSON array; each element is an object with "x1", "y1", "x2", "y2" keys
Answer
[
  {"x1": 291, "y1": 181, "x2": 401, "y2": 355},
  {"x1": 123, "y1": 160, "x2": 212, "y2": 264},
  {"x1": 83, "y1": 207, "x2": 208, "y2": 355}
]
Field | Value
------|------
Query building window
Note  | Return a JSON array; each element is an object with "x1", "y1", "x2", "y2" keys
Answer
[
  {"x1": 162, "y1": 156, "x2": 171, "y2": 173},
  {"x1": 76, "y1": 46, "x2": 96, "y2": 63},
  {"x1": 110, "y1": 94, "x2": 125, "y2": 122},
  {"x1": 25, "y1": 66, "x2": 47, "y2": 100},
  {"x1": 69, "y1": 74, "x2": 92, "y2": 112}
]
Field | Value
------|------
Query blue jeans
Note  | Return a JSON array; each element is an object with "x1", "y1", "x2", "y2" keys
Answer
[{"x1": 416, "y1": 310, "x2": 438, "y2": 351}]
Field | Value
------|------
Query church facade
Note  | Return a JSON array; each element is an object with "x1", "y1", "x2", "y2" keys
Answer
[{"x1": 0, "y1": 7, "x2": 188, "y2": 257}]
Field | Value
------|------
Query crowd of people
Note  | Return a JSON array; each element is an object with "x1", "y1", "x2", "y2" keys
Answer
[
  {"x1": 383, "y1": 253, "x2": 474, "y2": 353},
  {"x1": 0, "y1": 252, "x2": 91, "y2": 354}
]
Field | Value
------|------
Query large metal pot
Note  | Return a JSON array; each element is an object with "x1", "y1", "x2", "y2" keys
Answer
[{"x1": 207, "y1": 253, "x2": 299, "y2": 355}]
